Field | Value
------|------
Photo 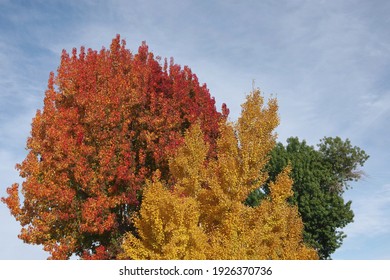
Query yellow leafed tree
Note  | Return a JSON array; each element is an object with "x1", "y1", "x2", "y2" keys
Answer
[{"x1": 120, "y1": 90, "x2": 318, "y2": 260}]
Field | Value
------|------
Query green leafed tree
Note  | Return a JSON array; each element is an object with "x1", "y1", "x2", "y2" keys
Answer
[{"x1": 246, "y1": 136, "x2": 369, "y2": 259}]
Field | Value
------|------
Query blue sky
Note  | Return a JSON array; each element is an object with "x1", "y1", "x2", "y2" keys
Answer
[{"x1": 0, "y1": 0, "x2": 389, "y2": 259}]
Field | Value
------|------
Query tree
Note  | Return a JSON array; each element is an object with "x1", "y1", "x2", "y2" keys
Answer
[
  {"x1": 120, "y1": 90, "x2": 318, "y2": 260},
  {"x1": 246, "y1": 137, "x2": 368, "y2": 259},
  {"x1": 1, "y1": 35, "x2": 226, "y2": 259}
]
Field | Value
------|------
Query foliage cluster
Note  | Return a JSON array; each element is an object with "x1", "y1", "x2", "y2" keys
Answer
[
  {"x1": 2, "y1": 36, "x2": 367, "y2": 260},
  {"x1": 120, "y1": 92, "x2": 317, "y2": 259},
  {"x1": 2, "y1": 36, "x2": 224, "y2": 259},
  {"x1": 247, "y1": 137, "x2": 368, "y2": 259}
]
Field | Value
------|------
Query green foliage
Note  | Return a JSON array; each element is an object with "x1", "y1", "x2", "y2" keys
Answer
[
  {"x1": 318, "y1": 137, "x2": 369, "y2": 192},
  {"x1": 246, "y1": 136, "x2": 369, "y2": 259}
]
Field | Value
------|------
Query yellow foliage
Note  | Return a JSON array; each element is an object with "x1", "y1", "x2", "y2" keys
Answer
[
  {"x1": 169, "y1": 123, "x2": 209, "y2": 198},
  {"x1": 252, "y1": 166, "x2": 318, "y2": 259},
  {"x1": 120, "y1": 89, "x2": 318, "y2": 260},
  {"x1": 119, "y1": 179, "x2": 210, "y2": 260},
  {"x1": 237, "y1": 90, "x2": 279, "y2": 189}
]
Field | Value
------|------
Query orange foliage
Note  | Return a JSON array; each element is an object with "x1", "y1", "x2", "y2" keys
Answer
[{"x1": 1, "y1": 35, "x2": 225, "y2": 259}]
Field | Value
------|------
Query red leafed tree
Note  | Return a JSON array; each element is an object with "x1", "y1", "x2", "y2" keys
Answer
[{"x1": 2, "y1": 35, "x2": 227, "y2": 259}]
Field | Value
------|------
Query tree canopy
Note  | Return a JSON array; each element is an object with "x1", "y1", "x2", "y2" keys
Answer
[
  {"x1": 2, "y1": 35, "x2": 366, "y2": 260},
  {"x1": 2, "y1": 35, "x2": 226, "y2": 259},
  {"x1": 246, "y1": 137, "x2": 368, "y2": 259}
]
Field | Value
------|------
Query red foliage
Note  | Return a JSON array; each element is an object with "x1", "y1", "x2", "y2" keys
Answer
[
  {"x1": 82, "y1": 245, "x2": 110, "y2": 260},
  {"x1": 2, "y1": 35, "x2": 227, "y2": 259}
]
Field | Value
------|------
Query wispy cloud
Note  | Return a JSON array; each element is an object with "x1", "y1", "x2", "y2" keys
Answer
[{"x1": 1, "y1": 0, "x2": 389, "y2": 259}]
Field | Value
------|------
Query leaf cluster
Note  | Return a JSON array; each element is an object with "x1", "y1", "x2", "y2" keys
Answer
[
  {"x1": 120, "y1": 91, "x2": 318, "y2": 260},
  {"x1": 2, "y1": 36, "x2": 224, "y2": 259},
  {"x1": 247, "y1": 137, "x2": 368, "y2": 259}
]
